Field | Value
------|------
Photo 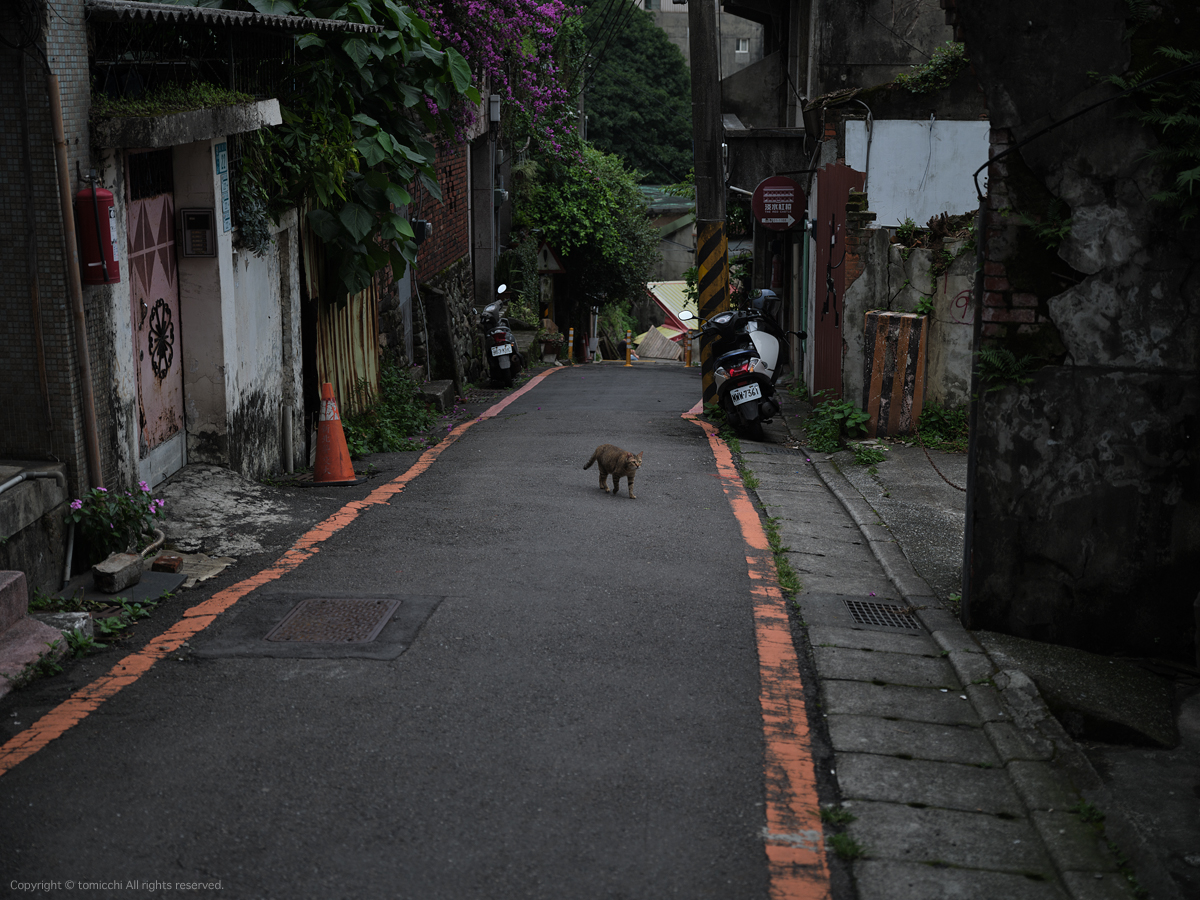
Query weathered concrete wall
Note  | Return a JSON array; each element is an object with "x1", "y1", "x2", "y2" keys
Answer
[
  {"x1": 925, "y1": 244, "x2": 975, "y2": 408},
  {"x1": 723, "y1": 51, "x2": 781, "y2": 130},
  {"x1": 227, "y1": 213, "x2": 301, "y2": 478},
  {"x1": 842, "y1": 221, "x2": 975, "y2": 415},
  {"x1": 809, "y1": 0, "x2": 953, "y2": 97},
  {"x1": 94, "y1": 148, "x2": 141, "y2": 491},
  {"x1": 955, "y1": 0, "x2": 1200, "y2": 660}
]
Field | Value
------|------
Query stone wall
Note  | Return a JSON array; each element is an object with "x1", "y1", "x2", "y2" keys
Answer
[
  {"x1": 841, "y1": 199, "x2": 976, "y2": 414},
  {"x1": 954, "y1": 0, "x2": 1200, "y2": 660}
]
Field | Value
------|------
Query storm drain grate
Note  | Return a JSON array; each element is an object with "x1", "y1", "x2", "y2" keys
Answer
[
  {"x1": 264, "y1": 598, "x2": 401, "y2": 643},
  {"x1": 843, "y1": 599, "x2": 922, "y2": 630}
]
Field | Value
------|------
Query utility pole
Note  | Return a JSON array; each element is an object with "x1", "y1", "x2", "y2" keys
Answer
[{"x1": 688, "y1": 0, "x2": 728, "y2": 407}]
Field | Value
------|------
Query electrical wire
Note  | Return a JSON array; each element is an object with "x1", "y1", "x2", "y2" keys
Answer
[{"x1": 579, "y1": 0, "x2": 642, "y2": 98}]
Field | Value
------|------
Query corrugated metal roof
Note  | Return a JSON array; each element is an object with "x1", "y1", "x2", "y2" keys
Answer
[
  {"x1": 85, "y1": 0, "x2": 385, "y2": 34},
  {"x1": 646, "y1": 280, "x2": 698, "y2": 323}
]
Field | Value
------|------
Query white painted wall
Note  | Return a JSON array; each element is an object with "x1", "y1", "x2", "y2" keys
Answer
[{"x1": 845, "y1": 119, "x2": 989, "y2": 228}]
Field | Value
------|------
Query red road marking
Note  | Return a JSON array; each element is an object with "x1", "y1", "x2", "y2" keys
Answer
[
  {"x1": 684, "y1": 403, "x2": 831, "y2": 900},
  {"x1": 0, "y1": 368, "x2": 563, "y2": 778}
]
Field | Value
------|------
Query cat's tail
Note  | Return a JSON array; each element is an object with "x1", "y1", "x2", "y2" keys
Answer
[{"x1": 583, "y1": 451, "x2": 597, "y2": 470}]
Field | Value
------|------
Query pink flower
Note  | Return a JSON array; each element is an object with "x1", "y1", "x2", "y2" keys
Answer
[
  {"x1": 70, "y1": 499, "x2": 82, "y2": 510},
  {"x1": 139, "y1": 480, "x2": 150, "y2": 492}
]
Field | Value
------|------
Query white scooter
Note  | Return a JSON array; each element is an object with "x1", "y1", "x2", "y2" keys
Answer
[{"x1": 680, "y1": 289, "x2": 785, "y2": 441}]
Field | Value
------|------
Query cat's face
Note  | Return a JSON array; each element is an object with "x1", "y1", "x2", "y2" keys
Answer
[{"x1": 628, "y1": 452, "x2": 643, "y2": 468}]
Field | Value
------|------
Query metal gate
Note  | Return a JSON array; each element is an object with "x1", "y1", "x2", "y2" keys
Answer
[
  {"x1": 127, "y1": 150, "x2": 185, "y2": 485},
  {"x1": 811, "y1": 163, "x2": 865, "y2": 399}
]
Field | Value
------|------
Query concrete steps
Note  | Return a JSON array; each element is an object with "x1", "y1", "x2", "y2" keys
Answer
[{"x1": 0, "y1": 571, "x2": 67, "y2": 702}]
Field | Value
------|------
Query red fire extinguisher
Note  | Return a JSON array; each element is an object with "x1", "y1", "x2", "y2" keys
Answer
[{"x1": 76, "y1": 186, "x2": 121, "y2": 285}]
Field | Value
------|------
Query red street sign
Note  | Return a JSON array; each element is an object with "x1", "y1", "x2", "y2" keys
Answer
[{"x1": 751, "y1": 175, "x2": 805, "y2": 231}]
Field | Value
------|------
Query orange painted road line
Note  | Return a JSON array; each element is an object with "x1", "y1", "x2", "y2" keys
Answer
[
  {"x1": 684, "y1": 403, "x2": 831, "y2": 900},
  {"x1": 0, "y1": 367, "x2": 563, "y2": 778}
]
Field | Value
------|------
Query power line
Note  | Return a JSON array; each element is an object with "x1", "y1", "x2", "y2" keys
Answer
[{"x1": 579, "y1": 0, "x2": 642, "y2": 97}]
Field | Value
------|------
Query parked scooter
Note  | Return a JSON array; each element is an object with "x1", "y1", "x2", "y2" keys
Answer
[
  {"x1": 480, "y1": 284, "x2": 525, "y2": 387},
  {"x1": 680, "y1": 289, "x2": 786, "y2": 441}
]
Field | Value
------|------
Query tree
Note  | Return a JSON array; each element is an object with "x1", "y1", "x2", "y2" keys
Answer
[
  {"x1": 512, "y1": 139, "x2": 659, "y2": 308},
  {"x1": 412, "y1": 0, "x2": 582, "y2": 155},
  {"x1": 576, "y1": 0, "x2": 692, "y2": 182},
  {"x1": 235, "y1": 0, "x2": 479, "y2": 293}
]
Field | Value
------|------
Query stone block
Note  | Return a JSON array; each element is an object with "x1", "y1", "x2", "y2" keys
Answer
[
  {"x1": 1031, "y1": 810, "x2": 1120, "y2": 874},
  {"x1": 852, "y1": 860, "x2": 1068, "y2": 900},
  {"x1": 846, "y1": 800, "x2": 1054, "y2": 875},
  {"x1": 789, "y1": 568, "x2": 897, "y2": 598},
  {"x1": 91, "y1": 553, "x2": 143, "y2": 594},
  {"x1": 0, "y1": 616, "x2": 67, "y2": 702},
  {"x1": 821, "y1": 681, "x2": 979, "y2": 727},
  {"x1": 419, "y1": 379, "x2": 455, "y2": 412},
  {"x1": 966, "y1": 683, "x2": 1009, "y2": 723},
  {"x1": 932, "y1": 628, "x2": 986, "y2": 655},
  {"x1": 1006, "y1": 761, "x2": 1085, "y2": 813},
  {"x1": 0, "y1": 570, "x2": 27, "y2": 634},
  {"x1": 985, "y1": 721, "x2": 1053, "y2": 762},
  {"x1": 812, "y1": 646, "x2": 961, "y2": 689},
  {"x1": 1059, "y1": 871, "x2": 1138, "y2": 900},
  {"x1": 31, "y1": 611, "x2": 93, "y2": 639},
  {"x1": 809, "y1": 624, "x2": 939, "y2": 656},
  {"x1": 950, "y1": 648, "x2": 997, "y2": 685},
  {"x1": 837, "y1": 753, "x2": 1023, "y2": 815},
  {"x1": 827, "y1": 714, "x2": 998, "y2": 765}
]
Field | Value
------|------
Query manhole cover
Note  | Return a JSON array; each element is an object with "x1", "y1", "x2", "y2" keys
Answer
[
  {"x1": 264, "y1": 598, "x2": 401, "y2": 643},
  {"x1": 843, "y1": 599, "x2": 922, "y2": 630}
]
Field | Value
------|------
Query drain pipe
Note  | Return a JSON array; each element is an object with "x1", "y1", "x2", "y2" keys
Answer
[
  {"x1": 49, "y1": 72, "x2": 104, "y2": 490},
  {"x1": 282, "y1": 402, "x2": 294, "y2": 474}
]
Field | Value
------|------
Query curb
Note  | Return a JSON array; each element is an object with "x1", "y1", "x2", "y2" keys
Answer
[{"x1": 781, "y1": 437, "x2": 1146, "y2": 900}]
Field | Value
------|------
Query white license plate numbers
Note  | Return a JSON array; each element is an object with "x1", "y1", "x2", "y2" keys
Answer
[
  {"x1": 731, "y1": 383, "x2": 762, "y2": 405},
  {"x1": 491, "y1": 344, "x2": 513, "y2": 357}
]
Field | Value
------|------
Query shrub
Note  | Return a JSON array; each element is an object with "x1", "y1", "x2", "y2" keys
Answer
[{"x1": 66, "y1": 482, "x2": 165, "y2": 563}]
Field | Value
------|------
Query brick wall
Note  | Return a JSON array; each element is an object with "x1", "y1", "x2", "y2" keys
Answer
[
  {"x1": 414, "y1": 143, "x2": 470, "y2": 281},
  {"x1": 978, "y1": 128, "x2": 1055, "y2": 343}
]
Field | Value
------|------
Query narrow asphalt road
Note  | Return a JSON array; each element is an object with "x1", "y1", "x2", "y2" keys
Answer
[{"x1": 0, "y1": 365, "x2": 822, "y2": 899}]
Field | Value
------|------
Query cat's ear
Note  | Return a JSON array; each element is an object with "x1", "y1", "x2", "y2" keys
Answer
[{"x1": 636, "y1": 452, "x2": 644, "y2": 462}]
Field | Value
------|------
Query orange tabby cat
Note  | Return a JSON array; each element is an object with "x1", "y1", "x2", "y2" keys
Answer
[{"x1": 584, "y1": 444, "x2": 644, "y2": 499}]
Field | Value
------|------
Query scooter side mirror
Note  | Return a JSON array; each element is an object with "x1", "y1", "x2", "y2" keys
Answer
[
  {"x1": 678, "y1": 310, "x2": 695, "y2": 321},
  {"x1": 497, "y1": 284, "x2": 507, "y2": 295}
]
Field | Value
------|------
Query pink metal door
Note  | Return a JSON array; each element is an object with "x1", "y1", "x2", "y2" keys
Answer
[
  {"x1": 128, "y1": 193, "x2": 184, "y2": 456},
  {"x1": 812, "y1": 163, "x2": 865, "y2": 399}
]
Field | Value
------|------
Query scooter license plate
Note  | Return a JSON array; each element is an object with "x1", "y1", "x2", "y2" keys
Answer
[
  {"x1": 490, "y1": 344, "x2": 513, "y2": 357},
  {"x1": 731, "y1": 383, "x2": 762, "y2": 405}
]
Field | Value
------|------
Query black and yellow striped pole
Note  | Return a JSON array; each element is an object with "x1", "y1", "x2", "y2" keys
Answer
[
  {"x1": 689, "y1": 0, "x2": 727, "y2": 408},
  {"x1": 696, "y1": 221, "x2": 729, "y2": 406}
]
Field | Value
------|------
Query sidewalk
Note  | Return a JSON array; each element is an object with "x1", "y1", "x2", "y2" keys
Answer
[{"x1": 741, "y1": 413, "x2": 1141, "y2": 900}]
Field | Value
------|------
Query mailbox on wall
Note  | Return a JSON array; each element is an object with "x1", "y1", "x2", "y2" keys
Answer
[{"x1": 179, "y1": 208, "x2": 217, "y2": 258}]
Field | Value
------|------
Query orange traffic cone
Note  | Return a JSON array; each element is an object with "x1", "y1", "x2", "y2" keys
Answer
[{"x1": 313, "y1": 383, "x2": 360, "y2": 485}]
